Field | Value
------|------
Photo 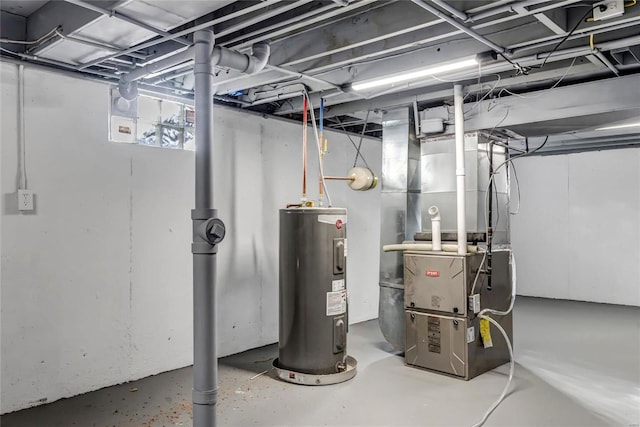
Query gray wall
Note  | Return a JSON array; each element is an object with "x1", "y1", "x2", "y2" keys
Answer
[
  {"x1": 511, "y1": 148, "x2": 640, "y2": 306},
  {"x1": 0, "y1": 63, "x2": 381, "y2": 413}
]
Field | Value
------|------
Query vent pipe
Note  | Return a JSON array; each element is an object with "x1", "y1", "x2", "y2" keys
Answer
[{"x1": 453, "y1": 84, "x2": 467, "y2": 255}]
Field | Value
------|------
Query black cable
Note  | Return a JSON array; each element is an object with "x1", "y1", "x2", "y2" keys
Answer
[
  {"x1": 334, "y1": 117, "x2": 372, "y2": 169},
  {"x1": 535, "y1": 5, "x2": 599, "y2": 69},
  {"x1": 353, "y1": 110, "x2": 370, "y2": 168}
]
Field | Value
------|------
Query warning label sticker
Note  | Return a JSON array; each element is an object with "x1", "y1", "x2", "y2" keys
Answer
[
  {"x1": 467, "y1": 326, "x2": 475, "y2": 344},
  {"x1": 326, "y1": 290, "x2": 347, "y2": 316},
  {"x1": 332, "y1": 279, "x2": 345, "y2": 291}
]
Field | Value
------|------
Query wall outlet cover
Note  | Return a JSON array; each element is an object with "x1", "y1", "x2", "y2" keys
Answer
[{"x1": 18, "y1": 189, "x2": 34, "y2": 211}]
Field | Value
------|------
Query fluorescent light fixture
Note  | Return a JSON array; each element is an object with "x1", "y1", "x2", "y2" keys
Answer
[
  {"x1": 595, "y1": 122, "x2": 640, "y2": 131},
  {"x1": 351, "y1": 57, "x2": 478, "y2": 91}
]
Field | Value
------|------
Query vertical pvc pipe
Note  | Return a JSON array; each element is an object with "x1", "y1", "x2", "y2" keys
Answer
[
  {"x1": 453, "y1": 84, "x2": 467, "y2": 255},
  {"x1": 192, "y1": 30, "x2": 217, "y2": 427}
]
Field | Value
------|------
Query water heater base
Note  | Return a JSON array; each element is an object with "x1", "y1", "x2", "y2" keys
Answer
[{"x1": 273, "y1": 356, "x2": 357, "y2": 386}]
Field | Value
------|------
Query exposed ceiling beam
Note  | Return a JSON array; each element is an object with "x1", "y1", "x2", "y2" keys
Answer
[
  {"x1": 310, "y1": 61, "x2": 600, "y2": 118},
  {"x1": 460, "y1": 74, "x2": 640, "y2": 134}
]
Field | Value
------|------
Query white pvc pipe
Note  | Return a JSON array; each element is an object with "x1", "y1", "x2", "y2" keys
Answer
[
  {"x1": 453, "y1": 84, "x2": 467, "y2": 255},
  {"x1": 428, "y1": 206, "x2": 441, "y2": 251},
  {"x1": 383, "y1": 243, "x2": 479, "y2": 253}
]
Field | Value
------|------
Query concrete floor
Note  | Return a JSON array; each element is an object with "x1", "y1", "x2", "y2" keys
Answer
[{"x1": 2, "y1": 297, "x2": 639, "y2": 427}]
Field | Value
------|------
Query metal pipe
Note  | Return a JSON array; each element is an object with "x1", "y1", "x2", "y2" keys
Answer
[
  {"x1": 63, "y1": 0, "x2": 191, "y2": 46},
  {"x1": 192, "y1": 30, "x2": 217, "y2": 427},
  {"x1": 466, "y1": 0, "x2": 556, "y2": 22},
  {"x1": 267, "y1": 65, "x2": 343, "y2": 90},
  {"x1": 453, "y1": 84, "x2": 467, "y2": 255},
  {"x1": 324, "y1": 176, "x2": 355, "y2": 181},
  {"x1": 592, "y1": 49, "x2": 620, "y2": 76},
  {"x1": 431, "y1": 0, "x2": 468, "y2": 21},
  {"x1": 55, "y1": 31, "x2": 147, "y2": 60},
  {"x1": 411, "y1": 0, "x2": 508, "y2": 54},
  {"x1": 76, "y1": 0, "x2": 282, "y2": 70},
  {"x1": 216, "y1": 0, "x2": 316, "y2": 39},
  {"x1": 122, "y1": 48, "x2": 194, "y2": 83},
  {"x1": 510, "y1": 17, "x2": 640, "y2": 54},
  {"x1": 223, "y1": 3, "x2": 338, "y2": 48},
  {"x1": 231, "y1": 0, "x2": 379, "y2": 51}
]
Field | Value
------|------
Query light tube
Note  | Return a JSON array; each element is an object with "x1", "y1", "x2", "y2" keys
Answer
[
  {"x1": 595, "y1": 122, "x2": 640, "y2": 131},
  {"x1": 351, "y1": 57, "x2": 478, "y2": 91}
]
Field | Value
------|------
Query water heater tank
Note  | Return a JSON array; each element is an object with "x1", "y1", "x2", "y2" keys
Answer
[{"x1": 274, "y1": 207, "x2": 357, "y2": 385}]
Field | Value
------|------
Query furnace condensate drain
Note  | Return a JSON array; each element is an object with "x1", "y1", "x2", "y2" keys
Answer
[{"x1": 272, "y1": 356, "x2": 357, "y2": 386}]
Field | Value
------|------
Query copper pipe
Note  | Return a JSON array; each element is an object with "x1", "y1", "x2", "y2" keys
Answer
[
  {"x1": 302, "y1": 95, "x2": 308, "y2": 200},
  {"x1": 318, "y1": 131, "x2": 324, "y2": 203}
]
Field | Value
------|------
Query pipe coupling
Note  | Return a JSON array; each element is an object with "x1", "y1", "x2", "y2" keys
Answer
[
  {"x1": 428, "y1": 206, "x2": 440, "y2": 220},
  {"x1": 192, "y1": 209, "x2": 225, "y2": 254},
  {"x1": 192, "y1": 388, "x2": 218, "y2": 405}
]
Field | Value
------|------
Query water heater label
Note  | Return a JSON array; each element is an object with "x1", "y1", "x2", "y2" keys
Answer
[
  {"x1": 326, "y1": 290, "x2": 347, "y2": 316},
  {"x1": 332, "y1": 279, "x2": 345, "y2": 291}
]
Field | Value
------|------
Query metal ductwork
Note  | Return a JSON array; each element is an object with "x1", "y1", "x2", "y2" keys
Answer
[{"x1": 378, "y1": 107, "x2": 421, "y2": 352}]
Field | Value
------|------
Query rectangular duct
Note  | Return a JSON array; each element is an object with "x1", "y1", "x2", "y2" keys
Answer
[{"x1": 379, "y1": 107, "x2": 421, "y2": 286}]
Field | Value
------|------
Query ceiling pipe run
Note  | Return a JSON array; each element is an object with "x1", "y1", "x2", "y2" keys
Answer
[
  {"x1": 430, "y1": 0, "x2": 468, "y2": 21},
  {"x1": 117, "y1": 41, "x2": 271, "y2": 100},
  {"x1": 466, "y1": 0, "x2": 558, "y2": 22},
  {"x1": 411, "y1": 0, "x2": 509, "y2": 55}
]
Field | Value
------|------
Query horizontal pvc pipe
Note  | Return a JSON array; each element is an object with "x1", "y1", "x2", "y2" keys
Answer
[{"x1": 383, "y1": 243, "x2": 479, "y2": 253}]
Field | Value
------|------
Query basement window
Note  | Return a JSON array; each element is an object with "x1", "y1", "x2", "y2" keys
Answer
[{"x1": 109, "y1": 87, "x2": 195, "y2": 151}]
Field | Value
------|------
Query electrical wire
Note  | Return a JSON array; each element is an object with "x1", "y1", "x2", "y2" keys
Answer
[
  {"x1": 469, "y1": 249, "x2": 487, "y2": 295},
  {"x1": 353, "y1": 110, "x2": 370, "y2": 168},
  {"x1": 303, "y1": 90, "x2": 333, "y2": 207},
  {"x1": 509, "y1": 161, "x2": 521, "y2": 215},
  {"x1": 496, "y1": 56, "x2": 578, "y2": 100},
  {"x1": 335, "y1": 118, "x2": 372, "y2": 169},
  {"x1": 535, "y1": 5, "x2": 598, "y2": 70},
  {"x1": 471, "y1": 252, "x2": 517, "y2": 427},
  {"x1": 0, "y1": 26, "x2": 59, "y2": 45},
  {"x1": 484, "y1": 136, "x2": 549, "y2": 235}
]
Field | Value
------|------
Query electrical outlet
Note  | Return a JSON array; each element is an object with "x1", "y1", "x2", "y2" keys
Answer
[
  {"x1": 17, "y1": 189, "x2": 34, "y2": 211},
  {"x1": 593, "y1": 0, "x2": 624, "y2": 21}
]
